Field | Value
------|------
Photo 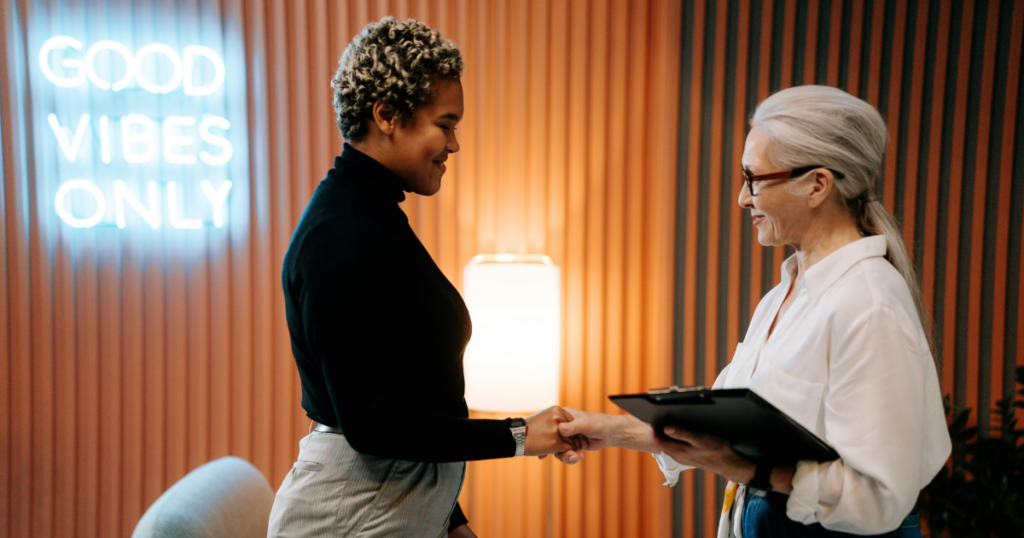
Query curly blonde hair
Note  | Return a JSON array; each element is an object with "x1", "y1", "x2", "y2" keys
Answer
[{"x1": 332, "y1": 17, "x2": 464, "y2": 142}]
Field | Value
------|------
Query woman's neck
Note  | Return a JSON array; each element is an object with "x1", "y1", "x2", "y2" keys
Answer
[{"x1": 790, "y1": 212, "x2": 863, "y2": 280}]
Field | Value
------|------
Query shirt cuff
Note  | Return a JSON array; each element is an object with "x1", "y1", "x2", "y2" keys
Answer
[
  {"x1": 786, "y1": 460, "x2": 821, "y2": 525},
  {"x1": 653, "y1": 452, "x2": 694, "y2": 487}
]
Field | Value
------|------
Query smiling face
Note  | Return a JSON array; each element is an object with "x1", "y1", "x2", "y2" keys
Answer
[
  {"x1": 738, "y1": 127, "x2": 812, "y2": 247},
  {"x1": 388, "y1": 77, "x2": 464, "y2": 196}
]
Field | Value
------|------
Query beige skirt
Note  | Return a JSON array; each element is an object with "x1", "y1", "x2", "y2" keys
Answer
[{"x1": 267, "y1": 431, "x2": 466, "y2": 538}]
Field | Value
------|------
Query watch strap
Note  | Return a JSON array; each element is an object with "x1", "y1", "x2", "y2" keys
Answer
[
  {"x1": 509, "y1": 418, "x2": 527, "y2": 457},
  {"x1": 747, "y1": 460, "x2": 773, "y2": 492}
]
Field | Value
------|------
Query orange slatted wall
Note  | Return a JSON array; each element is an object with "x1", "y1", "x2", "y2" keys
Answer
[
  {"x1": 5, "y1": 1, "x2": 1023, "y2": 537},
  {"x1": 0, "y1": 1, "x2": 680, "y2": 537},
  {"x1": 671, "y1": 0, "x2": 1024, "y2": 535}
]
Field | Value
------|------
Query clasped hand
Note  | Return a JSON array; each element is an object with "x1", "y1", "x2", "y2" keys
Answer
[
  {"x1": 544, "y1": 407, "x2": 756, "y2": 485},
  {"x1": 523, "y1": 406, "x2": 586, "y2": 456}
]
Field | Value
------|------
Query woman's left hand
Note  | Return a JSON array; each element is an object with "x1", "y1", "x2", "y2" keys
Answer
[{"x1": 648, "y1": 425, "x2": 756, "y2": 484}]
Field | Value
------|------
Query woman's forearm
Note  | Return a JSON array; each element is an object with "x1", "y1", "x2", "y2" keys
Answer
[{"x1": 610, "y1": 415, "x2": 658, "y2": 453}]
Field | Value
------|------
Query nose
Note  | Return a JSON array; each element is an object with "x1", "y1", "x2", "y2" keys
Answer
[
  {"x1": 447, "y1": 130, "x2": 460, "y2": 154},
  {"x1": 738, "y1": 181, "x2": 754, "y2": 208}
]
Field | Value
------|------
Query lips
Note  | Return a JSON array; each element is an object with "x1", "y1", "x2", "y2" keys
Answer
[
  {"x1": 434, "y1": 160, "x2": 446, "y2": 173},
  {"x1": 752, "y1": 215, "x2": 764, "y2": 225}
]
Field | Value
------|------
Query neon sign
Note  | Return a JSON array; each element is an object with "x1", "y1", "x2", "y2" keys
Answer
[{"x1": 38, "y1": 36, "x2": 239, "y2": 230}]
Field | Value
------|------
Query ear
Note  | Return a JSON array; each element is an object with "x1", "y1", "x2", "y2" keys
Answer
[
  {"x1": 806, "y1": 169, "x2": 835, "y2": 209},
  {"x1": 371, "y1": 99, "x2": 397, "y2": 136}
]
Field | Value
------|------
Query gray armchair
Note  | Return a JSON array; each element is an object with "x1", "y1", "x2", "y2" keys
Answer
[{"x1": 132, "y1": 456, "x2": 275, "y2": 538}]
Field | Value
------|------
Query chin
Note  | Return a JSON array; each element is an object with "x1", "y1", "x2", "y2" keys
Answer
[
  {"x1": 755, "y1": 230, "x2": 779, "y2": 247},
  {"x1": 416, "y1": 181, "x2": 442, "y2": 196}
]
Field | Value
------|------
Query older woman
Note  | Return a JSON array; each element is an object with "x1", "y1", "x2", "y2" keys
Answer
[
  {"x1": 270, "y1": 17, "x2": 577, "y2": 538},
  {"x1": 555, "y1": 86, "x2": 950, "y2": 537}
]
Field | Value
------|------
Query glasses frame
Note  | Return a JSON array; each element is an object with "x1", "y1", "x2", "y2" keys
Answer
[{"x1": 741, "y1": 165, "x2": 846, "y2": 197}]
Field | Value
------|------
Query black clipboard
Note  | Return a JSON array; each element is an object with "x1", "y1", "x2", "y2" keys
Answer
[{"x1": 609, "y1": 386, "x2": 839, "y2": 464}]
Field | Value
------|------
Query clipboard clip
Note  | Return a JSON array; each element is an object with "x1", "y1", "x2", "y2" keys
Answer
[{"x1": 647, "y1": 385, "x2": 708, "y2": 395}]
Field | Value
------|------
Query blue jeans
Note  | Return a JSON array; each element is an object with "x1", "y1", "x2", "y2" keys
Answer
[{"x1": 742, "y1": 492, "x2": 922, "y2": 538}]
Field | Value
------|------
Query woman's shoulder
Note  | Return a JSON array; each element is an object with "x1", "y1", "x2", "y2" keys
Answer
[
  {"x1": 284, "y1": 203, "x2": 401, "y2": 283},
  {"x1": 824, "y1": 256, "x2": 919, "y2": 329}
]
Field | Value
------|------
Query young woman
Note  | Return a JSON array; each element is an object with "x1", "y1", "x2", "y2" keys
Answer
[{"x1": 269, "y1": 17, "x2": 578, "y2": 538}]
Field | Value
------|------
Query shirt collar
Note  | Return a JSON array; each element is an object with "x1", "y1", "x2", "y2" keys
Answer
[
  {"x1": 783, "y1": 235, "x2": 888, "y2": 300},
  {"x1": 336, "y1": 144, "x2": 408, "y2": 204}
]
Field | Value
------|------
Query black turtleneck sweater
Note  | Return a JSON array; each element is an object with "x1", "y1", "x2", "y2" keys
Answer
[{"x1": 282, "y1": 145, "x2": 515, "y2": 529}]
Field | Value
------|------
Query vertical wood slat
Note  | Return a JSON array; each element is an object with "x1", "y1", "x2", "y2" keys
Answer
[
  {"x1": 673, "y1": 0, "x2": 1024, "y2": 533},
  {"x1": 680, "y1": 0, "x2": 705, "y2": 528},
  {"x1": 986, "y1": 0, "x2": 1009, "y2": 424},
  {"x1": 561, "y1": 0, "x2": 588, "y2": 535},
  {"x1": 803, "y1": 0, "x2": 819, "y2": 85},
  {"x1": 901, "y1": 0, "x2": 931, "y2": 263},
  {"x1": 266, "y1": 0, "x2": 294, "y2": 486},
  {"x1": 750, "y1": 0, "x2": 772, "y2": 313},
  {"x1": 968, "y1": 0, "x2": 999, "y2": 434},
  {"x1": 846, "y1": 0, "x2": 864, "y2": 96},
  {"x1": 922, "y1": 0, "x2": 951, "y2": 395},
  {"x1": 249, "y1": 0, "x2": 277, "y2": 487},
  {"x1": 54, "y1": 251, "x2": 77, "y2": 538},
  {"x1": 772, "y1": 0, "x2": 797, "y2": 283},
  {"x1": 602, "y1": 0, "x2": 629, "y2": 535},
  {"x1": 702, "y1": 0, "x2": 729, "y2": 532},
  {"x1": 944, "y1": 0, "x2": 975, "y2": 411},
  {"x1": 583, "y1": 0, "x2": 609, "y2": 534},
  {"x1": 995, "y1": 2, "x2": 1024, "y2": 414},
  {"x1": 727, "y1": 0, "x2": 751, "y2": 410},
  {"x1": 865, "y1": 0, "x2": 885, "y2": 108},
  {"x1": 623, "y1": 1, "x2": 650, "y2": 536},
  {"x1": 0, "y1": 69, "x2": 9, "y2": 538},
  {"x1": 98, "y1": 263, "x2": 121, "y2": 538},
  {"x1": 29, "y1": 12, "x2": 56, "y2": 538},
  {"x1": 646, "y1": 0, "x2": 682, "y2": 534},
  {"x1": 881, "y1": 0, "x2": 907, "y2": 210},
  {"x1": 1, "y1": 3, "x2": 28, "y2": 538},
  {"x1": 826, "y1": 0, "x2": 842, "y2": 87}
]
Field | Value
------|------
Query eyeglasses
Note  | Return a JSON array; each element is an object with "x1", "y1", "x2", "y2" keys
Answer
[{"x1": 740, "y1": 165, "x2": 846, "y2": 197}]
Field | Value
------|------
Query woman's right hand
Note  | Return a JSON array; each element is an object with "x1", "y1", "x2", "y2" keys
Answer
[
  {"x1": 551, "y1": 408, "x2": 655, "y2": 463},
  {"x1": 523, "y1": 406, "x2": 583, "y2": 456}
]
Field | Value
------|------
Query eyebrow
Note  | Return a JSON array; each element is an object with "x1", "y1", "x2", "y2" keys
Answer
[{"x1": 438, "y1": 113, "x2": 461, "y2": 121}]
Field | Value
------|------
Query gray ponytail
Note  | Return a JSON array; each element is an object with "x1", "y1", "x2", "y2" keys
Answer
[
  {"x1": 751, "y1": 86, "x2": 933, "y2": 353},
  {"x1": 862, "y1": 199, "x2": 931, "y2": 351}
]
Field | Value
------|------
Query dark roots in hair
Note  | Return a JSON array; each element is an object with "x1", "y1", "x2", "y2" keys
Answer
[{"x1": 331, "y1": 16, "x2": 464, "y2": 142}]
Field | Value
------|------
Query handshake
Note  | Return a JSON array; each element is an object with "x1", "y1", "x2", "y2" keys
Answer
[
  {"x1": 521, "y1": 406, "x2": 652, "y2": 463},
  {"x1": 523, "y1": 406, "x2": 762, "y2": 493}
]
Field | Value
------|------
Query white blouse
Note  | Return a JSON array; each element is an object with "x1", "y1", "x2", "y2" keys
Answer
[{"x1": 655, "y1": 235, "x2": 950, "y2": 534}]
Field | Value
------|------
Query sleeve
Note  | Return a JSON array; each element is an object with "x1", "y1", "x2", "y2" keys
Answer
[
  {"x1": 653, "y1": 453, "x2": 694, "y2": 486},
  {"x1": 300, "y1": 232, "x2": 515, "y2": 463},
  {"x1": 447, "y1": 502, "x2": 468, "y2": 532},
  {"x1": 785, "y1": 304, "x2": 942, "y2": 534}
]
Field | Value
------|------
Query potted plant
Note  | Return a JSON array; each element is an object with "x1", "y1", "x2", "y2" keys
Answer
[{"x1": 918, "y1": 366, "x2": 1024, "y2": 537}]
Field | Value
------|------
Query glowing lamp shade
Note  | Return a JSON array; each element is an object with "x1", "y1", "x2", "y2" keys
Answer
[{"x1": 463, "y1": 254, "x2": 561, "y2": 413}]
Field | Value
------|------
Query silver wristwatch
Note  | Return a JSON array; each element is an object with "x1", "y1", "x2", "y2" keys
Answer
[{"x1": 509, "y1": 418, "x2": 527, "y2": 457}]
